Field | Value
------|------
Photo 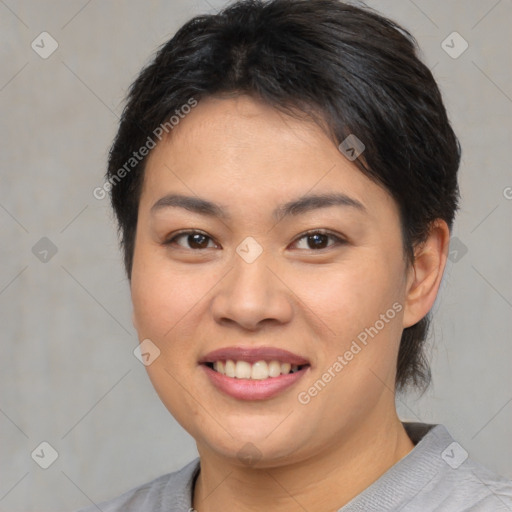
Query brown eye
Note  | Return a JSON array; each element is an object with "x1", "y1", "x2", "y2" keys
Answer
[
  {"x1": 293, "y1": 230, "x2": 345, "y2": 251},
  {"x1": 165, "y1": 231, "x2": 217, "y2": 250},
  {"x1": 306, "y1": 233, "x2": 329, "y2": 249}
]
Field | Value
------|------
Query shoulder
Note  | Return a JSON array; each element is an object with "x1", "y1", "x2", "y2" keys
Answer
[
  {"x1": 341, "y1": 422, "x2": 512, "y2": 512},
  {"x1": 444, "y1": 453, "x2": 512, "y2": 511},
  {"x1": 73, "y1": 457, "x2": 200, "y2": 512},
  {"x1": 403, "y1": 423, "x2": 512, "y2": 511}
]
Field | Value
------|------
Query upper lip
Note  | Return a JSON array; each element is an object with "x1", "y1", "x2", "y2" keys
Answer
[{"x1": 199, "y1": 346, "x2": 310, "y2": 365}]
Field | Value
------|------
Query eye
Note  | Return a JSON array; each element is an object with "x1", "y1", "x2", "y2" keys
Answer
[
  {"x1": 292, "y1": 230, "x2": 346, "y2": 251},
  {"x1": 164, "y1": 230, "x2": 218, "y2": 250},
  {"x1": 163, "y1": 229, "x2": 346, "y2": 251}
]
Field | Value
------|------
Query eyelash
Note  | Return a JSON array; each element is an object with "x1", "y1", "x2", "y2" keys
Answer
[{"x1": 163, "y1": 229, "x2": 347, "y2": 251}]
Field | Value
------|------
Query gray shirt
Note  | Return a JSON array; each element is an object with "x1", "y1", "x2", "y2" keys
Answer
[{"x1": 75, "y1": 422, "x2": 512, "y2": 511}]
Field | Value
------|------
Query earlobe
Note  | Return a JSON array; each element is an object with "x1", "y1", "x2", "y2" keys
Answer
[{"x1": 403, "y1": 220, "x2": 450, "y2": 328}]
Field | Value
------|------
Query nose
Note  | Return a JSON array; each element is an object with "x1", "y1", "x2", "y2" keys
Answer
[{"x1": 210, "y1": 250, "x2": 294, "y2": 331}]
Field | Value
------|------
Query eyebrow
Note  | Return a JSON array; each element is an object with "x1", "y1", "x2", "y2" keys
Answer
[{"x1": 151, "y1": 192, "x2": 366, "y2": 222}]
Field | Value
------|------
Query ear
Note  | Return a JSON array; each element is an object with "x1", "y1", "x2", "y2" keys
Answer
[{"x1": 403, "y1": 219, "x2": 451, "y2": 328}]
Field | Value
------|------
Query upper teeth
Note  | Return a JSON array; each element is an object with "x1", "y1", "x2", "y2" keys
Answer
[{"x1": 212, "y1": 360, "x2": 301, "y2": 380}]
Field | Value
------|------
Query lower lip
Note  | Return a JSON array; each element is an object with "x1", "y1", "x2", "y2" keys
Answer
[{"x1": 201, "y1": 364, "x2": 309, "y2": 400}]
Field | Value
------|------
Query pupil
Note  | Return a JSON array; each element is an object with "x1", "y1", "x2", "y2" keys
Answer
[
  {"x1": 190, "y1": 234, "x2": 208, "y2": 249},
  {"x1": 309, "y1": 234, "x2": 327, "y2": 249}
]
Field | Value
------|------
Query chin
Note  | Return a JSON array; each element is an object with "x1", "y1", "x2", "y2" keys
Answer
[{"x1": 195, "y1": 422, "x2": 310, "y2": 468}]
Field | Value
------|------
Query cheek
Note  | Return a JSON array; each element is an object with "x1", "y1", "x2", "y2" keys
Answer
[
  {"x1": 292, "y1": 256, "x2": 404, "y2": 340},
  {"x1": 290, "y1": 253, "x2": 406, "y2": 400},
  {"x1": 130, "y1": 246, "x2": 215, "y2": 340},
  {"x1": 130, "y1": 251, "x2": 213, "y2": 432},
  {"x1": 295, "y1": 263, "x2": 404, "y2": 424}
]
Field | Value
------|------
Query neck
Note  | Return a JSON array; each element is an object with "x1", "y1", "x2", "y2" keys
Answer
[{"x1": 193, "y1": 414, "x2": 415, "y2": 512}]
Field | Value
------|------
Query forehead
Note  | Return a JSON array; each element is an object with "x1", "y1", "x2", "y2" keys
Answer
[
  {"x1": 140, "y1": 95, "x2": 398, "y2": 225},
  {"x1": 145, "y1": 95, "x2": 336, "y2": 175}
]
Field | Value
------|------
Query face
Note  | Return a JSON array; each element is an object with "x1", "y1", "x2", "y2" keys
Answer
[{"x1": 131, "y1": 95, "x2": 412, "y2": 467}]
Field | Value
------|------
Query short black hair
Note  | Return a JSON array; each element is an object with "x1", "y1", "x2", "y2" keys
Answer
[{"x1": 106, "y1": 0, "x2": 461, "y2": 393}]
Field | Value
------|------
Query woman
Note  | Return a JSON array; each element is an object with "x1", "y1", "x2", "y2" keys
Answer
[{"x1": 78, "y1": 0, "x2": 512, "y2": 510}]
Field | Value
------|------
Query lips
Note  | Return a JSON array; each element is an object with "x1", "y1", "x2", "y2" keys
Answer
[
  {"x1": 198, "y1": 346, "x2": 310, "y2": 366},
  {"x1": 198, "y1": 346, "x2": 310, "y2": 400}
]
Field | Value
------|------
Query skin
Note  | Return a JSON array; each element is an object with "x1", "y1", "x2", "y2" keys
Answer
[{"x1": 130, "y1": 95, "x2": 450, "y2": 512}]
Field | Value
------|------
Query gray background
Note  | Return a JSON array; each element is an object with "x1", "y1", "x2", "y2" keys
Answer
[{"x1": 1, "y1": 0, "x2": 511, "y2": 510}]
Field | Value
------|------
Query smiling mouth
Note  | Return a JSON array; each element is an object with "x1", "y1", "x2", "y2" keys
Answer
[{"x1": 203, "y1": 360, "x2": 309, "y2": 380}]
